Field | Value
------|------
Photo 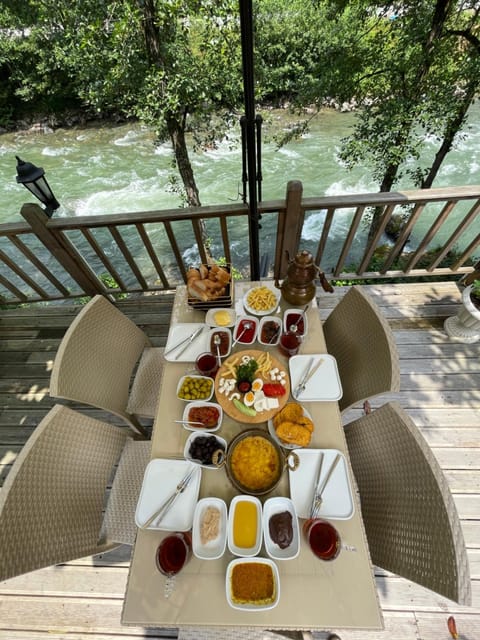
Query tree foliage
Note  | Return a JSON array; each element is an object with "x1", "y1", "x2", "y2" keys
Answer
[{"x1": 0, "y1": 0, "x2": 479, "y2": 207}]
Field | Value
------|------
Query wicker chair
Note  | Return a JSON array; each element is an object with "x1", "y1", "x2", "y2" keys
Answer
[
  {"x1": 344, "y1": 402, "x2": 471, "y2": 605},
  {"x1": 323, "y1": 286, "x2": 400, "y2": 413},
  {"x1": 0, "y1": 405, "x2": 151, "y2": 582},
  {"x1": 50, "y1": 294, "x2": 164, "y2": 437}
]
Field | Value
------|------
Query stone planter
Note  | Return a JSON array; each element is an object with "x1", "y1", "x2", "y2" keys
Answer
[{"x1": 444, "y1": 285, "x2": 480, "y2": 343}]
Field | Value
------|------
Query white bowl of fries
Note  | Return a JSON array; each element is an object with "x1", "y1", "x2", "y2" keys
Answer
[{"x1": 243, "y1": 285, "x2": 280, "y2": 316}]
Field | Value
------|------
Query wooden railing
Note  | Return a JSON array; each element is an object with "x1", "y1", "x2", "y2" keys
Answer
[{"x1": 0, "y1": 180, "x2": 479, "y2": 306}]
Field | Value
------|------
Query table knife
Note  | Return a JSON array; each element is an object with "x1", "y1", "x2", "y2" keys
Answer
[
  {"x1": 315, "y1": 453, "x2": 342, "y2": 502},
  {"x1": 164, "y1": 326, "x2": 203, "y2": 357},
  {"x1": 309, "y1": 451, "x2": 324, "y2": 518}
]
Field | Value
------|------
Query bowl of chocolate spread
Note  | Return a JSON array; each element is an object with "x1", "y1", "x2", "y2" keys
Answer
[{"x1": 262, "y1": 496, "x2": 300, "y2": 560}]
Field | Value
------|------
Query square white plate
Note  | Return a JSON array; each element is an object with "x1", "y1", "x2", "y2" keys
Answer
[
  {"x1": 164, "y1": 323, "x2": 208, "y2": 362},
  {"x1": 289, "y1": 354, "x2": 343, "y2": 401},
  {"x1": 135, "y1": 459, "x2": 202, "y2": 531},
  {"x1": 288, "y1": 449, "x2": 354, "y2": 520}
]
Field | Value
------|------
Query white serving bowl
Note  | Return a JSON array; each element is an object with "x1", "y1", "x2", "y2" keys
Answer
[
  {"x1": 258, "y1": 315, "x2": 282, "y2": 346},
  {"x1": 184, "y1": 431, "x2": 227, "y2": 469},
  {"x1": 232, "y1": 315, "x2": 259, "y2": 346},
  {"x1": 283, "y1": 307, "x2": 309, "y2": 337},
  {"x1": 176, "y1": 374, "x2": 214, "y2": 402},
  {"x1": 227, "y1": 495, "x2": 262, "y2": 557},
  {"x1": 226, "y1": 557, "x2": 280, "y2": 611},
  {"x1": 243, "y1": 286, "x2": 281, "y2": 316},
  {"x1": 181, "y1": 401, "x2": 223, "y2": 432},
  {"x1": 262, "y1": 497, "x2": 300, "y2": 560},
  {"x1": 192, "y1": 497, "x2": 227, "y2": 560},
  {"x1": 207, "y1": 327, "x2": 232, "y2": 358}
]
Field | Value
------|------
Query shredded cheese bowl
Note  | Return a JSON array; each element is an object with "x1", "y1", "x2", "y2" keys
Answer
[
  {"x1": 192, "y1": 497, "x2": 227, "y2": 560},
  {"x1": 226, "y1": 557, "x2": 280, "y2": 610},
  {"x1": 225, "y1": 429, "x2": 284, "y2": 496}
]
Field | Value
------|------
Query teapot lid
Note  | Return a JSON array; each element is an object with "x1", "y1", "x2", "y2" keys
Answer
[{"x1": 294, "y1": 250, "x2": 314, "y2": 266}]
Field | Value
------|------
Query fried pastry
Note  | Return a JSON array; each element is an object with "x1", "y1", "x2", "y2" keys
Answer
[{"x1": 276, "y1": 420, "x2": 312, "y2": 447}]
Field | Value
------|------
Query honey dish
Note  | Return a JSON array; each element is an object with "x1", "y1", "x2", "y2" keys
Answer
[
  {"x1": 227, "y1": 495, "x2": 262, "y2": 557},
  {"x1": 226, "y1": 557, "x2": 280, "y2": 611}
]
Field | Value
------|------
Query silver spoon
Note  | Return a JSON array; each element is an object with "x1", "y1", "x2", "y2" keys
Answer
[
  {"x1": 213, "y1": 333, "x2": 222, "y2": 367},
  {"x1": 290, "y1": 304, "x2": 309, "y2": 332},
  {"x1": 233, "y1": 321, "x2": 252, "y2": 347}
]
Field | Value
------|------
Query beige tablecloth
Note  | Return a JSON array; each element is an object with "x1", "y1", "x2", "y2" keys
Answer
[{"x1": 122, "y1": 282, "x2": 383, "y2": 631}]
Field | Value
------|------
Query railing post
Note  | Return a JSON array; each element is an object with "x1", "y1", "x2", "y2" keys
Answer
[
  {"x1": 274, "y1": 180, "x2": 303, "y2": 283},
  {"x1": 21, "y1": 203, "x2": 105, "y2": 297}
]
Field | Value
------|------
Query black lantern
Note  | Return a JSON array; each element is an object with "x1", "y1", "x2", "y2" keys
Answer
[{"x1": 15, "y1": 156, "x2": 60, "y2": 217}]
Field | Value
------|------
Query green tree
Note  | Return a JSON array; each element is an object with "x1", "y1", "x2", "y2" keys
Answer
[
  {"x1": 338, "y1": 0, "x2": 480, "y2": 195},
  {"x1": 0, "y1": 0, "x2": 243, "y2": 208}
]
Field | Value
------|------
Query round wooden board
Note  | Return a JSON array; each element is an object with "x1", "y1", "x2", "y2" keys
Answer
[{"x1": 214, "y1": 349, "x2": 290, "y2": 423}]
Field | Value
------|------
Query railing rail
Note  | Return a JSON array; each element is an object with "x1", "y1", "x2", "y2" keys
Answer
[{"x1": 0, "y1": 181, "x2": 479, "y2": 306}]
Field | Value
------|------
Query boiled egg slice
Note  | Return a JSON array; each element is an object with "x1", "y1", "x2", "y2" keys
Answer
[
  {"x1": 251, "y1": 378, "x2": 264, "y2": 393},
  {"x1": 243, "y1": 391, "x2": 256, "y2": 407}
]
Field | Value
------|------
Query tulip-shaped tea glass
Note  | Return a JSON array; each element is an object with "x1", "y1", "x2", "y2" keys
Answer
[{"x1": 155, "y1": 532, "x2": 192, "y2": 598}]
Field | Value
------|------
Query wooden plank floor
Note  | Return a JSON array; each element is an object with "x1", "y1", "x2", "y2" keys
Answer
[{"x1": 0, "y1": 282, "x2": 479, "y2": 640}]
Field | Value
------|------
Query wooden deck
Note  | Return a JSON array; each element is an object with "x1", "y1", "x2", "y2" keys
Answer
[{"x1": 0, "y1": 282, "x2": 479, "y2": 640}]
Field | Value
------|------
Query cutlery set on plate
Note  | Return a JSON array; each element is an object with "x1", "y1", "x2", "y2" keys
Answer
[
  {"x1": 309, "y1": 452, "x2": 342, "y2": 519},
  {"x1": 164, "y1": 326, "x2": 205, "y2": 359},
  {"x1": 140, "y1": 464, "x2": 198, "y2": 529}
]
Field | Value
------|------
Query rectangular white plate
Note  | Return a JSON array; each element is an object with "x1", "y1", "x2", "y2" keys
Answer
[
  {"x1": 135, "y1": 459, "x2": 202, "y2": 531},
  {"x1": 289, "y1": 354, "x2": 343, "y2": 401},
  {"x1": 164, "y1": 323, "x2": 208, "y2": 362},
  {"x1": 288, "y1": 448, "x2": 354, "y2": 520}
]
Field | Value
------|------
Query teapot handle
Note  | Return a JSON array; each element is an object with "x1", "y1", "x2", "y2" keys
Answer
[{"x1": 318, "y1": 270, "x2": 334, "y2": 293}]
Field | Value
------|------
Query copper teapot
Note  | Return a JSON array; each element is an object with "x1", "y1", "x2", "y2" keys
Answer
[{"x1": 275, "y1": 249, "x2": 333, "y2": 306}]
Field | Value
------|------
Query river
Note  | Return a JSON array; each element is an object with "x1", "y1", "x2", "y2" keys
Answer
[{"x1": 1, "y1": 104, "x2": 479, "y2": 269}]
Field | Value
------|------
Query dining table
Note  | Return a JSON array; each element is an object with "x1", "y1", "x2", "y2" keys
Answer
[{"x1": 121, "y1": 280, "x2": 383, "y2": 632}]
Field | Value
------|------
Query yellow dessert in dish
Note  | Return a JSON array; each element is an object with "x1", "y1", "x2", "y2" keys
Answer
[{"x1": 233, "y1": 500, "x2": 257, "y2": 548}]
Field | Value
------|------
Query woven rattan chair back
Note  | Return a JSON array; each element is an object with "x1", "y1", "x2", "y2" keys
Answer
[
  {"x1": 50, "y1": 295, "x2": 162, "y2": 436},
  {"x1": 0, "y1": 405, "x2": 132, "y2": 582},
  {"x1": 344, "y1": 402, "x2": 471, "y2": 605},
  {"x1": 323, "y1": 286, "x2": 400, "y2": 412}
]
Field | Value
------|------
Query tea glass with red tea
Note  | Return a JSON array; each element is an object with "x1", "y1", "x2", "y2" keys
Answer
[
  {"x1": 303, "y1": 518, "x2": 340, "y2": 561},
  {"x1": 195, "y1": 352, "x2": 219, "y2": 378},
  {"x1": 156, "y1": 532, "x2": 192, "y2": 598},
  {"x1": 278, "y1": 327, "x2": 301, "y2": 358}
]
